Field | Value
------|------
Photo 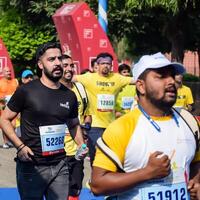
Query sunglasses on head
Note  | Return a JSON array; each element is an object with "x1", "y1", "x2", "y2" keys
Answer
[{"x1": 98, "y1": 62, "x2": 112, "y2": 65}]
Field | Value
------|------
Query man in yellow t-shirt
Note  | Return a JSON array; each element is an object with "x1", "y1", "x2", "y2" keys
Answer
[
  {"x1": 115, "y1": 63, "x2": 136, "y2": 118},
  {"x1": 0, "y1": 66, "x2": 18, "y2": 148},
  {"x1": 73, "y1": 52, "x2": 134, "y2": 165},
  {"x1": 174, "y1": 74, "x2": 194, "y2": 111},
  {"x1": 91, "y1": 52, "x2": 200, "y2": 200},
  {"x1": 61, "y1": 54, "x2": 90, "y2": 200}
]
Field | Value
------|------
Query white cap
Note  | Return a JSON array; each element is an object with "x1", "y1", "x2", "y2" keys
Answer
[{"x1": 132, "y1": 52, "x2": 185, "y2": 81}]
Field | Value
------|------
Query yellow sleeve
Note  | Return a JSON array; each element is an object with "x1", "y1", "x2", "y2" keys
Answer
[
  {"x1": 186, "y1": 87, "x2": 194, "y2": 105},
  {"x1": 93, "y1": 110, "x2": 140, "y2": 171},
  {"x1": 76, "y1": 73, "x2": 91, "y2": 86},
  {"x1": 117, "y1": 74, "x2": 132, "y2": 88}
]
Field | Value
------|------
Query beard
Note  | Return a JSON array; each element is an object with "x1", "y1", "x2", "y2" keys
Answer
[
  {"x1": 146, "y1": 86, "x2": 177, "y2": 110},
  {"x1": 43, "y1": 66, "x2": 63, "y2": 83},
  {"x1": 63, "y1": 71, "x2": 73, "y2": 82},
  {"x1": 102, "y1": 67, "x2": 110, "y2": 76}
]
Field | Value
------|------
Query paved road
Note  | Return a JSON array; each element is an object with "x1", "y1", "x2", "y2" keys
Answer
[
  {"x1": 0, "y1": 130, "x2": 91, "y2": 188},
  {"x1": 0, "y1": 141, "x2": 16, "y2": 187}
]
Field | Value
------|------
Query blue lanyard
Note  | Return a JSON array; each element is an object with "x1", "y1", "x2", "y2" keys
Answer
[{"x1": 138, "y1": 104, "x2": 179, "y2": 133}]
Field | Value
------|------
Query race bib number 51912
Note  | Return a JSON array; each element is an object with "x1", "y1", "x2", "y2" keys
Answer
[{"x1": 142, "y1": 182, "x2": 188, "y2": 200}]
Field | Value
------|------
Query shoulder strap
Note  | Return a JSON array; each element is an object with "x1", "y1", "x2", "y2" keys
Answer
[
  {"x1": 173, "y1": 108, "x2": 200, "y2": 150},
  {"x1": 96, "y1": 137, "x2": 125, "y2": 172},
  {"x1": 73, "y1": 82, "x2": 88, "y2": 115}
]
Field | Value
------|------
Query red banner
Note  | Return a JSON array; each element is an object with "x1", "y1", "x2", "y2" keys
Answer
[{"x1": 0, "y1": 38, "x2": 15, "y2": 79}]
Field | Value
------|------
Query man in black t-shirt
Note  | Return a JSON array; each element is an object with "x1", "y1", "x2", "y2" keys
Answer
[{"x1": 0, "y1": 42, "x2": 86, "y2": 200}]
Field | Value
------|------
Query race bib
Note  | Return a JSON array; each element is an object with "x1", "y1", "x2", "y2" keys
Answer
[
  {"x1": 140, "y1": 168, "x2": 189, "y2": 200},
  {"x1": 117, "y1": 168, "x2": 190, "y2": 200},
  {"x1": 39, "y1": 124, "x2": 68, "y2": 156},
  {"x1": 121, "y1": 97, "x2": 134, "y2": 110},
  {"x1": 142, "y1": 182, "x2": 188, "y2": 200},
  {"x1": 97, "y1": 94, "x2": 115, "y2": 112}
]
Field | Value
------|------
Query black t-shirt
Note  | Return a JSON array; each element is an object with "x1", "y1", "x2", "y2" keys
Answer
[{"x1": 8, "y1": 79, "x2": 78, "y2": 164}]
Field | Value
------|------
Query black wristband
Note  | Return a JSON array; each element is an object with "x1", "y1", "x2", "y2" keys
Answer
[
  {"x1": 17, "y1": 143, "x2": 24, "y2": 150},
  {"x1": 81, "y1": 122, "x2": 91, "y2": 131},
  {"x1": 17, "y1": 144, "x2": 26, "y2": 155}
]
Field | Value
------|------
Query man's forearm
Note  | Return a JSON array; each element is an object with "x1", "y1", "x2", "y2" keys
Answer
[
  {"x1": 74, "y1": 125, "x2": 85, "y2": 146},
  {"x1": 69, "y1": 124, "x2": 85, "y2": 146},
  {"x1": 91, "y1": 166, "x2": 155, "y2": 196}
]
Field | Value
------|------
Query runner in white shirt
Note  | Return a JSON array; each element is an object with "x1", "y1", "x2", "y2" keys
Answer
[{"x1": 91, "y1": 53, "x2": 200, "y2": 200}]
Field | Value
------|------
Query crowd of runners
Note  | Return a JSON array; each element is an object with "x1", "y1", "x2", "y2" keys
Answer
[{"x1": 0, "y1": 42, "x2": 199, "y2": 200}]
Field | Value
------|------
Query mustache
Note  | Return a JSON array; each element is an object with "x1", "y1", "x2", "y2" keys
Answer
[
  {"x1": 165, "y1": 85, "x2": 176, "y2": 92},
  {"x1": 52, "y1": 66, "x2": 63, "y2": 73},
  {"x1": 64, "y1": 70, "x2": 73, "y2": 76}
]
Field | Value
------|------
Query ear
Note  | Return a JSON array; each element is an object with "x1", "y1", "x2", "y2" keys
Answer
[
  {"x1": 37, "y1": 60, "x2": 43, "y2": 70},
  {"x1": 136, "y1": 79, "x2": 145, "y2": 95},
  {"x1": 21, "y1": 78, "x2": 25, "y2": 84}
]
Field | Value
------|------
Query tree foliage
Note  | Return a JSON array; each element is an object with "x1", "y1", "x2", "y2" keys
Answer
[
  {"x1": 105, "y1": 0, "x2": 200, "y2": 62},
  {"x1": 0, "y1": 22, "x2": 54, "y2": 61},
  {"x1": 126, "y1": 0, "x2": 199, "y2": 12},
  {"x1": 0, "y1": 0, "x2": 62, "y2": 68},
  {"x1": 1, "y1": 0, "x2": 200, "y2": 69},
  {"x1": 124, "y1": 0, "x2": 200, "y2": 62}
]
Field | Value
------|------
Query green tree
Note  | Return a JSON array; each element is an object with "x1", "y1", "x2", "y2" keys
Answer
[
  {"x1": 124, "y1": 0, "x2": 200, "y2": 62},
  {"x1": 0, "y1": 0, "x2": 99, "y2": 70},
  {"x1": 1, "y1": 0, "x2": 200, "y2": 69},
  {"x1": 0, "y1": 22, "x2": 54, "y2": 70},
  {"x1": 0, "y1": 0, "x2": 62, "y2": 70}
]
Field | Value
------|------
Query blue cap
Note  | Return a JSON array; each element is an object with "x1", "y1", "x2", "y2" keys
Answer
[{"x1": 21, "y1": 69, "x2": 33, "y2": 78}]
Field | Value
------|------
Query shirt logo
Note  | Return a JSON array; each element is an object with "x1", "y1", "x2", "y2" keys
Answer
[{"x1": 60, "y1": 102, "x2": 70, "y2": 109}]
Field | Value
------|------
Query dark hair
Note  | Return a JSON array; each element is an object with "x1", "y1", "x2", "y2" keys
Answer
[
  {"x1": 96, "y1": 52, "x2": 113, "y2": 61},
  {"x1": 81, "y1": 68, "x2": 91, "y2": 74},
  {"x1": 35, "y1": 42, "x2": 61, "y2": 77},
  {"x1": 35, "y1": 42, "x2": 61, "y2": 63},
  {"x1": 118, "y1": 63, "x2": 131, "y2": 73},
  {"x1": 62, "y1": 54, "x2": 72, "y2": 60},
  {"x1": 91, "y1": 58, "x2": 97, "y2": 68}
]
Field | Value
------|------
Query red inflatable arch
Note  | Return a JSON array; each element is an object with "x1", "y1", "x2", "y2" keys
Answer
[
  {"x1": 0, "y1": 38, "x2": 15, "y2": 79},
  {"x1": 53, "y1": 2, "x2": 118, "y2": 74}
]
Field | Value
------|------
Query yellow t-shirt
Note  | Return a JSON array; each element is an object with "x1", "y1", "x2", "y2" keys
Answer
[
  {"x1": 76, "y1": 73, "x2": 132, "y2": 128},
  {"x1": 115, "y1": 84, "x2": 136, "y2": 115},
  {"x1": 64, "y1": 83, "x2": 89, "y2": 156},
  {"x1": 174, "y1": 85, "x2": 194, "y2": 109}
]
